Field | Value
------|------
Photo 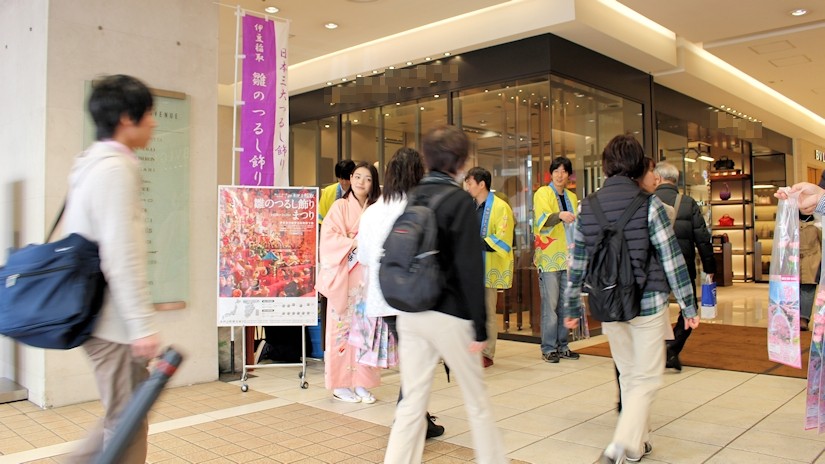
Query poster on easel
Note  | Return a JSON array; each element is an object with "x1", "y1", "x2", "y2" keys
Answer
[{"x1": 217, "y1": 186, "x2": 318, "y2": 326}]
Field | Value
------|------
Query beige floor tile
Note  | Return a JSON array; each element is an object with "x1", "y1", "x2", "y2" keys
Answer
[
  {"x1": 654, "y1": 417, "x2": 747, "y2": 447},
  {"x1": 508, "y1": 437, "x2": 603, "y2": 464},
  {"x1": 549, "y1": 421, "x2": 616, "y2": 449},
  {"x1": 682, "y1": 404, "x2": 768, "y2": 428},
  {"x1": 727, "y1": 429, "x2": 825, "y2": 462},
  {"x1": 706, "y1": 447, "x2": 808, "y2": 463}
]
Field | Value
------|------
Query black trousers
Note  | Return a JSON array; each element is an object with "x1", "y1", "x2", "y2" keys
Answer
[{"x1": 667, "y1": 280, "x2": 697, "y2": 356}]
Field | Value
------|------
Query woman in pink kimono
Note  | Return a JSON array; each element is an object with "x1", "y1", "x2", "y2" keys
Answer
[{"x1": 316, "y1": 161, "x2": 382, "y2": 403}]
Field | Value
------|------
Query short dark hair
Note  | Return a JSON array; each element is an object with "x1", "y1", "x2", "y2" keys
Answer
[
  {"x1": 466, "y1": 166, "x2": 491, "y2": 191},
  {"x1": 549, "y1": 157, "x2": 573, "y2": 175},
  {"x1": 334, "y1": 160, "x2": 356, "y2": 180},
  {"x1": 422, "y1": 125, "x2": 469, "y2": 174},
  {"x1": 88, "y1": 75, "x2": 154, "y2": 141},
  {"x1": 383, "y1": 147, "x2": 424, "y2": 203},
  {"x1": 343, "y1": 161, "x2": 381, "y2": 206},
  {"x1": 602, "y1": 134, "x2": 645, "y2": 179}
]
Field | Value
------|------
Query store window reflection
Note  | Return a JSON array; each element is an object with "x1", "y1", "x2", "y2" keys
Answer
[
  {"x1": 344, "y1": 108, "x2": 379, "y2": 177},
  {"x1": 455, "y1": 76, "x2": 644, "y2": 343},
  {"x1": 292, "y1": 116, "x2": 338, "y2": 187}
]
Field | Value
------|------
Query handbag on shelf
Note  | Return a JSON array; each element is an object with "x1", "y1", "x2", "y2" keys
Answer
[
  {"x1": 717, "y1": 214, "x2": 735, "y2": 227},
  {"x1": 719, "y1": 183, "x2": 732, "y2": 201},
  {"x1": 0, "y1": 203, "x2": 106, "y2": 349},
  {"x1": 714, "y1": 157, "x2": 735, "y2": 170}
]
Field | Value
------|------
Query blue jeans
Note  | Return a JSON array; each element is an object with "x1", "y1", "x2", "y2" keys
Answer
[{"x1": 539, "y1": 270, "x2": 568, "y2": 354}]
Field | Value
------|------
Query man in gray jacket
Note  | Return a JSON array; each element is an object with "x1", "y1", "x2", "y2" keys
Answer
[
  {"x1": 64, "y1": 75, "x2": 160, "y2": 464},
  {"x1": 653, "y1": 162, "x2": 715, "y2": 371}
]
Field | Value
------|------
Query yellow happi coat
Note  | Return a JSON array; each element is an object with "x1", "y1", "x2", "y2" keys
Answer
[
  {"x1": 533, "y1": 185, "x2": 578, "y2": 272},
  {"x1": 481, "y1": 193, "x2": 515, "y2": 289},
  {"x1": 317, "y1": 182, "x2": 344, "y2": 224}
]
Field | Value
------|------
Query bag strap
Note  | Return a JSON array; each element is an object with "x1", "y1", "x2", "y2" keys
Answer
[
  {"x1": 589, "y1": 191, "x2": 649, "y2": 231},
  {"x1": 673, "y1": 194, "x2": 683, "y2": 217},
  {"x1": 47, "y1": 203, "x2": 66, "y2": 242}
]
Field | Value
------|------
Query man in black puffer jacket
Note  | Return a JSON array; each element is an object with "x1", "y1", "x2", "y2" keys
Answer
[{"x1": 653, "y1": 162, "x2": 715, "y2": 371}]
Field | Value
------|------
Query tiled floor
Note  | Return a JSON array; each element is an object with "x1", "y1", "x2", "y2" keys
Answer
[{"x1": 3, "y1": 282, "x2": 825, "y2": 463}]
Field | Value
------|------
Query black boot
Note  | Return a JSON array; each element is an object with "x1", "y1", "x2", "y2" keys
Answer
[{"x1": 425, "y1": 413, "x2": 445, "y2": 439}]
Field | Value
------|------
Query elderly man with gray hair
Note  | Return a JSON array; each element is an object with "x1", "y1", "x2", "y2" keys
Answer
[{"x1": 653, "y1": 162, "x2": 716, "y2": 371}]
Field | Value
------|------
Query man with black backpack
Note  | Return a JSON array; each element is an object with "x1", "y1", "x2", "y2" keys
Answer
[
  {"x1": 563, "y1": 134, "x2": 698, "y2": 464},
  {"x1": 383, "y1": 126, "x2": 506, "y2": 464}
]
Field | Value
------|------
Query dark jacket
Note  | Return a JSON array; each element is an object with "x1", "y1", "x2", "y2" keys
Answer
[
  {"x1": 578, "y1": 176, "x2": 669, "y2": 294},
  {"x1": 412, "y1": 171, "x2": 487, "y2": 341},
  {"x1": 653, "y1": 183, "x2": 716, "y2": 279}
]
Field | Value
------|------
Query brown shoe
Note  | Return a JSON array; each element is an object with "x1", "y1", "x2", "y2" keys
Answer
[{"x1": 482, "y1": 356, "x2": 494, "y2": 368}]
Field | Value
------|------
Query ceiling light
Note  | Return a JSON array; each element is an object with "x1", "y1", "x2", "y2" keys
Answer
[
  {"x1": 324, "y1": 124, "x2": 330, "y2": 128},
  {"x1": 754, "y1": 184, "x2": 777, "y2": 189},
  {"x1": 684, "y1": 157, "x2": 696, "y2": 163},
  {"x1": 434, "y1": 94, "x2": 439, "y2": 98},
  {"x1": 388, "y1": 66, "x2": 395, "y2": 69},
  {"x1": 326, "y1": 81, "x2": 332, "y2": 85},
  {"x1": 790, "y1": 8, "x2": 808, "y2": 16},
  {"x1": 425, "y1": 57, "x2": 431, "y2": 61},
  {"x1": 698, "y1": 155, "x2": 715, "y2": 162},
  {"x1": 420, "y1": 107, "x2": 425, "y2": 110},
  {"x1": 406, "y1": 61, "x2": 412, "y2": 65},
  {"x1": 264, "y1": 6, "x2": 279, "y2": 14},
  {"x1": 444, "y1": 52, "x2": 451, "y2": 56},
  {"x1": 341, "y1": 78, "x2": 347, "y2": 81},
  {"x1": 372, "y1": 70, "x2": 379, "y2": 74},
  {"x1": 324, "y1": 22, "x2": 338, "y2": 29},
  {"x1": 356, "y1": 74, "x2": 362, "y2": 77},
  {"x1": 353, "y1": 119, "x2": 359, "y2": 123}
]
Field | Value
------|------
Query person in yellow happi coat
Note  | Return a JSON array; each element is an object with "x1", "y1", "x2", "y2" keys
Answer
[
  {"x1": 534, "y1": 156, "x2": 580, "y2": 364},
  {"x1": 318, "y1": 159, "x2": 355, "y2": 225},
  {"x1": 465, "y1": 167, "x2": 514, "y2": 367}
]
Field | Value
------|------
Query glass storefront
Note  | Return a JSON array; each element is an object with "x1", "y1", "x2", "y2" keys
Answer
[{"x1": 293, "y1": 73, "x2": 644, "y2": 341}]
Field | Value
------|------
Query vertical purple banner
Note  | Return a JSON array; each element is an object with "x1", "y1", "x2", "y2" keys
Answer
[{"x1": 240, "y1": 15, "x2": 276, "y2": 186}]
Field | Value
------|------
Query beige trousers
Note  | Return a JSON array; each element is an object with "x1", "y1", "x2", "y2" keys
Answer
[
  {"x1": 67, "y1": 337, "x2": 149, "y2": 464},
  {"x1": 482, "y1": 287, "x2": 499, "y2": 360},
  {"x1": 602, "y1": 309, "x2": 667, "y2": 459},
  {"x1": 384, "y1": 311, "x2": 507, "y2": 464}
]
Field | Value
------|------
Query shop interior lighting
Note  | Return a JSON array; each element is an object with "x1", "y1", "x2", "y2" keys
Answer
[
  {"x1": 264, "y1": 6, "x2": 279, "y2": 14},
  {"x1": 444, "y1": 52, "x2": 451, "y2": 56},
  {"x1": 683, "y1": 157, "x2": 696, "y2": 163},
  {"x1": 324, "y1": 22, "x2": 339, "y2": 29},
  {"x1": 790, "y1": 8, "x2": 808, "y2": 16},
  {"x1": 698, "y1": 155, "x2": 715, "y2": 162},
  {"x1": 406, "y1": 61, "x2": 413, "y2": 65},
  {"x1": 754, "y1": 184, "x2": 777, "y2": 189}
]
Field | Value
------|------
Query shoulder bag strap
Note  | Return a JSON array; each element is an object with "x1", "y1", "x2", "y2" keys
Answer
[
  {"x1": 615, "y1": 192, "x2": 650, "y2": 230},
  {"x1": 673, "y1": 193, "x2": 683, "y2": 218},
  {"x1": 588, "y1": 193, "x2": 609, "y2": 228}
]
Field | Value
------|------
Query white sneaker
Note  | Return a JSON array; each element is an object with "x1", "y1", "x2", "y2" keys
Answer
[{"x1": 333, "y1": 388, "x2": 360, "y2": 403}]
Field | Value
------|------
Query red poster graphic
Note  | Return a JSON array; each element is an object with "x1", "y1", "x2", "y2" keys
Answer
[{"x1": 217, "y1": 186, "x2": 318, "y2": 326}]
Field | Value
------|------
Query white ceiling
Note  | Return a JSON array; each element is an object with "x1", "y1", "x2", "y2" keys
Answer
[{"x1": 217, "y1": 0, "x2": 825, "y2": 144}]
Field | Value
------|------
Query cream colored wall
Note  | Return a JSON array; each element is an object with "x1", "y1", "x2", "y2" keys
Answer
[
  {"x1": 0, "y1": 0, "x2": 220, "y2": 407},
  {"x1": 796, "y1": 139, "x2": 825, "y2": 185},
  {"x1": 0, "y1": 0, "x2": 50, "y2": 398}
]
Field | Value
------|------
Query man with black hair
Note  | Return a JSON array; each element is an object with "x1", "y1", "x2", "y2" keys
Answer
[
  {"x1": 534, "y1": 156, "x2": 580, "y2": 363},
  {"x1": 64, "y1": 74, "x2": 160, "y2": 464},
  {"x1": 465, "y1": 166, "x2": 515, "y2": 368},
  {"x1": 318, "y1": 159, "x2": 356, "y2": 224}
]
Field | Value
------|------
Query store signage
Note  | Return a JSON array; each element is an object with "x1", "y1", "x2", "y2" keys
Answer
[{"x1": 816, "y1": 149, "x2": 825, "y2": 162}]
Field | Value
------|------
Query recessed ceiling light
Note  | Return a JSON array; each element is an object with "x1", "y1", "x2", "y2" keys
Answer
[
  {"x1": 444, "y1": 52, "x2": 451, "y2": 56},
  {"x1": 425, "y1": 57, "x2": 431, "y2": 61},
  {"x1": 324, "y1": 22, "x2": 338, "y2": 29},
  {"x1": 434, "y1": 94, "x2": 439, "y2": 98},
  {"x1": 372, "y1": 70, "x2": 379, "y2": 74},
  {"x1": 356, "y1": 74, "x2": 362, "y2": 77},
  {"x1": 406, "y1": 61, "x2": 413, "y2": 65},
  {"x1": 264, "y1": 6, "x2": 279, "y2": 14},
  {"x1": 388, "y1": 66, "x2": 395, "y2": 69},
  {"x1": 420, "y1": 107, "x2": 425, "y2": 110},
  {"x1": 790, "y1": 8, "x2": 808, "y2": 16},
  {"x1": 341, "y1": 78, "x2": 347, "y2": 81},
  {"x1": 326, "y1": 81, "x2": 332, "y2": 85},
  {"x1": 353, "y1": 119, "x2": 359, "y2": 123}
]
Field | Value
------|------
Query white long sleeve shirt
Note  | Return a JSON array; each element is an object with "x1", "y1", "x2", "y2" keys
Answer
[
  {"x1": 63, "y1": 141, "x2": 158, "y2": 344},
  {"x1": 356, "y1": 196, "x2": 407, "y2": 318}
]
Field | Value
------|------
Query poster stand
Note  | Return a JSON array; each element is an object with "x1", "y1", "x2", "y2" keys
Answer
[{"x1": 221, "y1": 5, "x2": 309, "y2": 392}]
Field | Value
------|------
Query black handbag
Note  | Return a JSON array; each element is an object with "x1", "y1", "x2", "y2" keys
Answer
[
  {"x1": 0, "y1": 204, "x2": 106, "y2": 349},
  {"x1": 714, "y1": 157, "x2": 735, "y2": 170}
]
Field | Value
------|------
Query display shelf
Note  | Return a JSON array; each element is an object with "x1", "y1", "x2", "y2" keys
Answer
[
  {"x1": 709, "y1": 149, "x2": 752, "y2": 281},
  {"x1": 714, "y1": 225, "x2": 753, "y2": 231}
]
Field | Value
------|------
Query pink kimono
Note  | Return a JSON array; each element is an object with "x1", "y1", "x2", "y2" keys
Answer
[{"x1": 315, "y1": 195, "x2": 380, "y2": 390}]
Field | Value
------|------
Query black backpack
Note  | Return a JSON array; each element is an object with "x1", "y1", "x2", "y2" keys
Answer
[
  {"x1": 379, "y1": 182, "x2": 459, "y2": 312},
  {"x1": 583, "y1": 191, "x2": 650, "y2": 322}
]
